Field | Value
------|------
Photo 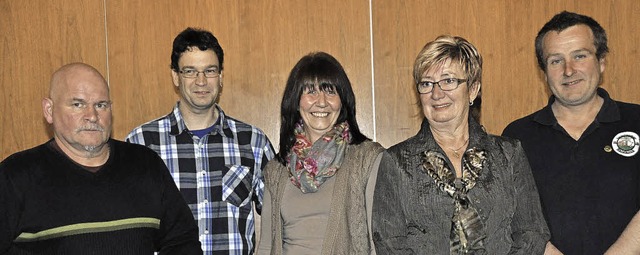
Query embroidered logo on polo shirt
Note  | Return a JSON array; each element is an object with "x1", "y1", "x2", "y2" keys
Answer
[{"x1": 612, "y1": 131, "x2": 639, "y2": 157}]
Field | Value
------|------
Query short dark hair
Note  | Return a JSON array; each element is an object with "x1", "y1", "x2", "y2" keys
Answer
[
  {"x1": 276, "y1": 52, "x2": 369, "y2": 164},
  {"x1": 535, "y1": 11, "x2": 608, "y2": 71},
  {"x1": 170, "y1": 27, "x2": 224, "y2": 71}
]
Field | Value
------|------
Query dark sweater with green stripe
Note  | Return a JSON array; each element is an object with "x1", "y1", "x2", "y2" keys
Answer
[{"x1": 0, "y1": 139, "x2": 201, "y2": 254}]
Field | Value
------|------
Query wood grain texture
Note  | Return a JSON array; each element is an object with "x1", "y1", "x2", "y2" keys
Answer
[
  {"x1": 0, "y1": 0, "x2": 106, "y2": 159},
  {"x1": 373, "y1": 0, "x2": 640, "y2": 147},
  {"x1": 2, "y1": 0, "x2": 639, "y2": 159},
  {"x1": 105, "y1": 0, "x2": 373, "y2": 150}
]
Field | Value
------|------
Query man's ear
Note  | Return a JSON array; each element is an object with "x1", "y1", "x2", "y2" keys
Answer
[
  {"x1": 599, "y1": 56, "x2": 606, "y2": 73},
  {"x1": 171, "y1": 70, "x2": 180, "y2": 88},
  {"x1": 43, "y1": 98, "x2": 54, "y2": 124}
]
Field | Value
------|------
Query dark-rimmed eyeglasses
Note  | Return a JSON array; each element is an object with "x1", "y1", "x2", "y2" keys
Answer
[
  {"x1": 178, "y1": 69, "x2": 221, "y2": 79},
  {"x1": 416, "y1": 78, "x2": 466, "y2": 94}
]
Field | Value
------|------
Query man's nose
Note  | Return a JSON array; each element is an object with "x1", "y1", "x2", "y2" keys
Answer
[{"x1": 84, "y1": 107, "x2": 99, "y2": 122}]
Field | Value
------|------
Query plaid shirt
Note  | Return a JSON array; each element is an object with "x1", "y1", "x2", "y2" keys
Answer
[{"x1": 126, "y1": 103, "x2": 274, "y2": 255}]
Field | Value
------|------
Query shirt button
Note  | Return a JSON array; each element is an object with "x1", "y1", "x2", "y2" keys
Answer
[
  {"x1": 204, "y1": 199, "x2": 208, "y2": 204},
  {"x1": 204, "y1": 229, "x2": 209, "y2": 234}
]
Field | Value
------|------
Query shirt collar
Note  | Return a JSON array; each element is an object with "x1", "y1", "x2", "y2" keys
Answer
[
  {"x1": 167, "y1": 102, "x2": 234, "y2": 138},
  {"x1": 533, "y1": 87, "x2": 620, "y2": 126}
]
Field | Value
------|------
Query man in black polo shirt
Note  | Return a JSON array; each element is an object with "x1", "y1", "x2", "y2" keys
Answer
[{"x1": 503, "y1": 11, "x2": 640, "y2": 254}]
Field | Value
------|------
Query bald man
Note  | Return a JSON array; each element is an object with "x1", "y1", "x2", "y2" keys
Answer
[{"x1": 0, "y1": 63, "x2": 202, "y2": 254}]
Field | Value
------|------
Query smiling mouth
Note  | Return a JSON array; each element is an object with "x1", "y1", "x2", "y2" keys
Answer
[
  {"x1": 311, "y1": 112, "x2": 330, "y2": 117},
  {"x1": 562, "y1": 80, "x2": 581, "y2": 86},
  {"x1": 432, "y1": 103, "x2": 451, "y2": 109}
]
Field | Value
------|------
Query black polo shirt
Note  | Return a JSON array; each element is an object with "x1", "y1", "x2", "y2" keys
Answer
[{"x1": 502, "y1": 88, "x2": 640, "y2": 255}]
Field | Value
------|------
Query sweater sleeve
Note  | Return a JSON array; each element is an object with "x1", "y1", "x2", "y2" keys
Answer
[
  {"x1": 0, "y1": 156, "x2": 22, "y2": 254},
  {"x1": 507, "y1": 142, "x2": 550, "y2": 255},
  {"x1": 0, "y1": 161, "x2": 15, "y2": 253},
  {"x1": 255, "y1": 188, "x2": 274, "y2": 255},
  {"x1": 153, "y1": 157, "x2": 202, "y2": 255}
]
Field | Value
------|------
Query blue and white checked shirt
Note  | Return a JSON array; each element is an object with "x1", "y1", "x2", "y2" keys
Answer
[{"x1": 126, "y1": 103, "x2": 275, "y2": 255}]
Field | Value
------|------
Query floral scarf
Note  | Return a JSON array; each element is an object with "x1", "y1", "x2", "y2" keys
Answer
[
  {"x1": 422, "y1": 148, "x2": 488, "y2": 254},
  {"x1": 288, "y1": 121, "x2": 351, "y2": 193}
]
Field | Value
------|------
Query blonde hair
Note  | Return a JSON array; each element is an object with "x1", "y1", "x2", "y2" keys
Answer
[{"x1": 413, "y1": 35, "x2": 482, "y2": 88}]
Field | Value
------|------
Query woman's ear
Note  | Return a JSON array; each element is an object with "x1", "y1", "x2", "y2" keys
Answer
[{"x1": 469, "y1": 82, "x2": 481, "y2": 103}]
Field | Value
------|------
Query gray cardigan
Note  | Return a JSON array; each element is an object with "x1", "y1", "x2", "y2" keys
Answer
[{"x1": 372, "y1": 118, "x2": 550, "y2": 254}]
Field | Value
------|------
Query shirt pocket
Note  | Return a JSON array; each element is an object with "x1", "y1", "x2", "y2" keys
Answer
[{"x1": 222, "y1": 164, "x2": 253, "y2": 208}]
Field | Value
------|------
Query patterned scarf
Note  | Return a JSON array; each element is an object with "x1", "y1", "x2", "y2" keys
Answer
[
  {"x1": 288, "y1": 121, "x2": 351, "y2": 193},
  {"x1": 422, "y1": 148, "x2": 488, "y2": 254}
]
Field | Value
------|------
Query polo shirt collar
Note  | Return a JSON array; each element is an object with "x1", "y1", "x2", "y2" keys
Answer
[
  {"x1": 533, "y1": 87, "x2": 620, "y2": 126},
  {"x1": 167, "y1": 102, "x2": 234, "y2": 138}
]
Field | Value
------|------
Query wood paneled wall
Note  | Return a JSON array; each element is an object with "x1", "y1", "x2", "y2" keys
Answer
[
  {"x1": 373, "y1": 1, "x2": 640, "y2": 146},
  {"x1": 105, "y1": 0, "x2": 373, "y2": 152},
  {"x1": 0, "y1": 0, "x2": 107, "y2": 158},
  {"x1": 2, "y1": 0, "x2": 639, "y2": 160}
]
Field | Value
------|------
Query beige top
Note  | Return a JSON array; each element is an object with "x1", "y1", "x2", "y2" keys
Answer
[
  {"x1": 257, "y1": 140, "x2": 385, "y2": 255},
  {"x1": 281, "y1": 175, "x2": 335, "y2": 253}
]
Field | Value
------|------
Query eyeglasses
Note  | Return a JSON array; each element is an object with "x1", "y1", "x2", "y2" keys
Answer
[
  {"x1": 416, "y1": 78, "x2": 467, "y2": 94},
  {"x1": 178, "y1": 68, "x2": 221, "y2": 79}
]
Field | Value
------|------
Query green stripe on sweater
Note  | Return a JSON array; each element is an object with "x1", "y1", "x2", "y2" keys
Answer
[{"x1": 15, "y1": 217, "x2": 160, "y2": 242}]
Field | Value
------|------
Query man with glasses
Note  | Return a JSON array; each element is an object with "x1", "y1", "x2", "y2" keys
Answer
[
  {"x1": 503, "y1": 11, "x2": 640, "y2": 254},
  {"x1": 127, "y1": 28, "x2": 274, "y2": 255}
]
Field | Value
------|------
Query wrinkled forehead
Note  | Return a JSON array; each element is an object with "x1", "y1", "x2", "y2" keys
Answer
[
  {"x1": 542, "y1": 25, "x2": 596, "y2": 54},
  {"x1": 54, "y1": 71, "x2": 110, "y2": 102}
]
